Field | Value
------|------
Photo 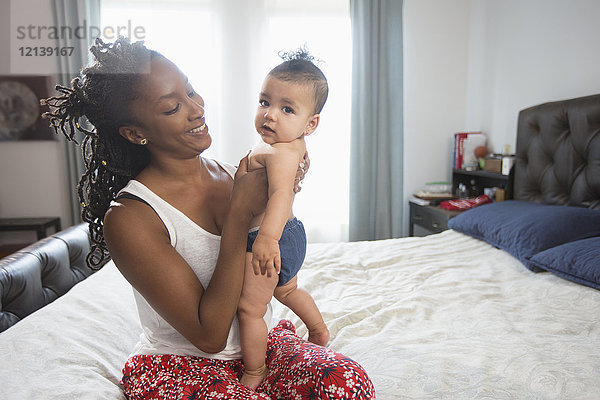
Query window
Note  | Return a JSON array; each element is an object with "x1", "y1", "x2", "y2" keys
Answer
[{"x1": 101, "y1": 0, "x2": 351, "y2": 242}]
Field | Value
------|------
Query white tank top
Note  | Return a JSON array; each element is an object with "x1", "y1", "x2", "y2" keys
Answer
[{"x1": 117, "y1": 160, "x2": 272, "y2": 360}]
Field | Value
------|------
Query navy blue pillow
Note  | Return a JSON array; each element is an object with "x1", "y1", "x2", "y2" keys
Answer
[
  {"x1": 448, "y1": 200, "x2": 600, "y2": 270},
  {"x1": 529, "y1": 237, "x2": 600, "y2": 290}
]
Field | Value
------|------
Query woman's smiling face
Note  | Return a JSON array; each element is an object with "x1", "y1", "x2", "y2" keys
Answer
[{"x1": 122, "y1": 55, "x2": 211, "y2": 158}]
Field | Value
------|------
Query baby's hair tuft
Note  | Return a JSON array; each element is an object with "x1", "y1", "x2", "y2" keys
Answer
[{"x1": 269, "y1": 45, "x2": 328, "y2": 114}]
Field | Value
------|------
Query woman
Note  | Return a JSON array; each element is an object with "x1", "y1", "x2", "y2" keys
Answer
[{"x1": 43, "y1": 37, "x2": 374, "y2": 399}]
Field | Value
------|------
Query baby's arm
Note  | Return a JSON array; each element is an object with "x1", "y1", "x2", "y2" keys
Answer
[{"x1": 251, "y1": 144, "x2": 302, "y2": 276}]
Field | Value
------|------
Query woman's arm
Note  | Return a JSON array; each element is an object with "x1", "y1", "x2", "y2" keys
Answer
[
  {"x1": 104, "y1": 156, "x2": 267, "y2": 353},
  {"x1": 196, "y1": 158, "x2": 268, "y2": 349}
]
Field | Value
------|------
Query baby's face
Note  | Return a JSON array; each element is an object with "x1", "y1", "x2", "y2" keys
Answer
[{"x1": 254, "y1": 75, "x2": 317, "y2": 145}]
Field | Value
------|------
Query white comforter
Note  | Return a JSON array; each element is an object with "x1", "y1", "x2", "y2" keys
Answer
[{"x1": 1, "y1": 230, "x2": 599, "y2": 399}]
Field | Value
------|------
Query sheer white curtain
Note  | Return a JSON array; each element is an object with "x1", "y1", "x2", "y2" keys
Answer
[{"x1": 101, "y1": 0, "x2": 351, "y2": 242}]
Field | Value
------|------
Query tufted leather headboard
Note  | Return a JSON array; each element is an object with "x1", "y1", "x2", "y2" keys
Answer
[
  {"x1": 514, "y1": 94, "x2": 600, "y2": 209},
  {"x1": 0, "y1": 223, "x2": 106, "y2": 332}
]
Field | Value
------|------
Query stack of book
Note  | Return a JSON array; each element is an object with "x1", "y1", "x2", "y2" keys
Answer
[
  {"x1": 453, "y1": 131, "x2": 486, "y2": 170},
  {"x1": 411, "y1": 182, "x2": 455, "y2": 206}
]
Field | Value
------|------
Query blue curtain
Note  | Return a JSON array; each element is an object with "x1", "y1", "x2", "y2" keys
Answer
[
  {"x1": 349, "y1": 0, "x2": 403, "y2": 241},
  {"x1": 52, "y1": 0, "x2": 100, "y2": 226}
]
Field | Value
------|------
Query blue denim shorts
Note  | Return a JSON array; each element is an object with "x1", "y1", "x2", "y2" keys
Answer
[{"x1": 247, "y1": 217, "x2": 307, "y2": 286}]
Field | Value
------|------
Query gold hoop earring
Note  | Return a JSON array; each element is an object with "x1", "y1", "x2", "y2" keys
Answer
[{"x1": 140, "y1": 138, "x2": 148, "y2": 145}]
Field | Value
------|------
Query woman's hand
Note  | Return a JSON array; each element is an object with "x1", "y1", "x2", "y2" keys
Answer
[
  {"x1": 231, "y1": 152, "x2": 268, "y2": 220},
  {"x1": 293, "y1": 151, "x2": 310, "y2": 193}
]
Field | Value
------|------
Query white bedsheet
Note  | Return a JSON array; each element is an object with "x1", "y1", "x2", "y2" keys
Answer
[
  {"x1": 1, "y1": 230, "x2": 599, "y2": 399},
  {"x1": 273, "y1": 230, "x2": 600, "y2": 399},
  {"x1": 0, "y1": 261, "x2": 139, "y2": 400}
]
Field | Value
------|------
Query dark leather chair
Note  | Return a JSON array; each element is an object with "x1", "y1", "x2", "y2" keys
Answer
[{"x1": 0, "y1": 223, "x2": 106, "y2": 332}]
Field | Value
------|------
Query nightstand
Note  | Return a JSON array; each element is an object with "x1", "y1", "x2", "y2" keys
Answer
[
  {"x1": 408, "y1": 168, "x2": 513, "y2": 236},
  {"x1": 0, "y1": 217, "x2": 62, "y2": 258},
  {"x1": 408, "y1": 202, "x2": 461, "y2": 236},
  {"x1": 0, "y1": 217, "x2": 62, "y2": 240}
]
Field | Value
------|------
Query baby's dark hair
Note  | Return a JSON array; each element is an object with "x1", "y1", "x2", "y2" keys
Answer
[
  {"x1": 269, "y1": 47, "x2": 328, "y2": 114},
  {"x1": 42, "y1": 37, "x2": 162, "y2": 269}
]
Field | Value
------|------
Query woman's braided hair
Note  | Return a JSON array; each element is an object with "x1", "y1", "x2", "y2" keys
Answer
[{"x1": 42, "y1": 37, "x2": 161, "y2": 269}]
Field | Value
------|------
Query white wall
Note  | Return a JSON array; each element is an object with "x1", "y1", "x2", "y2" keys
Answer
[
  {"x1": 402, "y1": 0, "x2": 600, "y2": 236},
  {"x1": 0, "y1": 0, "x2": 71, "y2": 245},
  {"x1": 402, "y1": 0, "x2": 471, "y2": 235},
  {"x1": 465, "y1": 0, "x2": 600, "y2": 153},
  {"x1": 0, "y1": 1, "x2": 8, "y2": 75}
]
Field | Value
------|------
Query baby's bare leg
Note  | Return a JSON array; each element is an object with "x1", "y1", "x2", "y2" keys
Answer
[
  {"x1": 238, "y1": 252, "x2": 279, "y2": 389},
  {"x1": 274, "y1": 276, "x2": 330, "y2": 346}
]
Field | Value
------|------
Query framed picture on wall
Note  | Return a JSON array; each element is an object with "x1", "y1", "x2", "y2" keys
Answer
[{"x1": 0, "y1": 75, "x2": 56, "y2": 141}]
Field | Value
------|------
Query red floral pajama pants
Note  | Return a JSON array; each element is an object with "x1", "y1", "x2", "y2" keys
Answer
[{"x1": 121, "y1": 319, "x2": 375, "y2": 399}]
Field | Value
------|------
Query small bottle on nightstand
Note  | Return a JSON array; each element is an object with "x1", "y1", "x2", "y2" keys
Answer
[{"x1": 457, "y1": 183, "x2": 469, "y2": 199}]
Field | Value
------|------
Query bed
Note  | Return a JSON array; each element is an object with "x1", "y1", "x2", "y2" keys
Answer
[{"x1": 1, "y1": 94, "x2": 599, "y2": 399}]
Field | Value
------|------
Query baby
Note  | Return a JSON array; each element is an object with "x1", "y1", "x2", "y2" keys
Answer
[{"x1": 237, "y1": 49, "x2": 330, "y2": 389}]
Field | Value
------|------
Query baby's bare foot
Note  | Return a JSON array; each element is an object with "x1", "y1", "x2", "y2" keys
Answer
[
  {"x1": 308, "y1": 327, "x2": 330, "y2": 347},
  {"x1": 240, "y1": 365, "x2": 267, "y2": 390}
]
